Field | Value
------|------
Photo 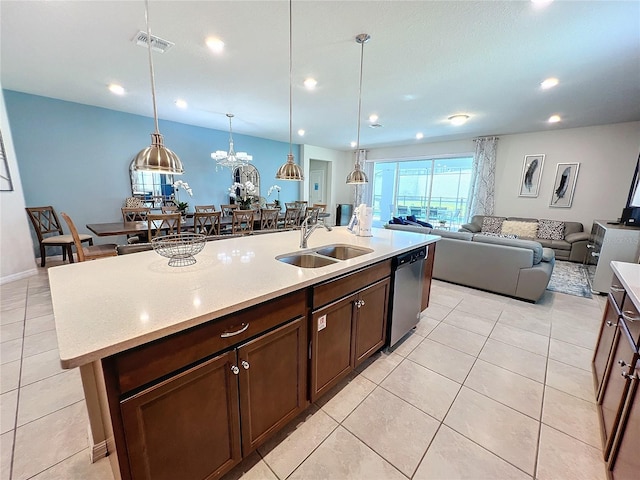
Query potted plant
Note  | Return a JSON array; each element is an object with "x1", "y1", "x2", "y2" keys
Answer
[
  {"x1": 267, "y1": 184, "x2": 281, "y2": 209},
  {"x1": 173, "y1": 180, "x2": 193, "y2": 216},
  {"x1": 229, "y1": 181, "x2": 256, "y2": 209}
]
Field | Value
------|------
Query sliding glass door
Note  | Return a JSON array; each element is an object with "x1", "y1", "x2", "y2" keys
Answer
[{"x1": 366, "y1": 156, "x2": 473, "y2": 229}]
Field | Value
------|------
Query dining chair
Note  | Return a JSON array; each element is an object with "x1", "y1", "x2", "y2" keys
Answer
[
  {"x1": 231, "y1": 210, "x2": 254, "y2": 234},
  {"x1": 161, "y1": 205, "x2": 179, "y2": 214},
  {"x1": 60, "y1": 212, "x2": 117, "y2": 262},
  {"x1": 26, "y1": 206, "x2": 94, "y2": 266},
  {"x1": 147, "y1": 213, "x2": 182, "y2": 240},
  {"x1": 284, "y1": 202, "x2": 297, "y2": 210},
  {"x1": 280, "y1": 207, "x2": 301, "y2": 229},
  {"x1": 121, "y1": 206, "x2": 151, "y2": 244},
  {"x1": 265, "y1": 202, "x2": 278, "y2": 210},
  {"x1": 193, "y1": 211, "x2": 221, "y2": 236},
  {"x1": 294, "y1": 200, "x2": 308, "y2": 210},
  {"x1": 194, "y1": 205, "x2": 217, "y2": 212},
  {"x1": 304, "y1": 206, "x2": 322, "y2": 225},
  {"x1": 220, "y1": 204, "x2": 239, "y2": 216},
  {"x1": 260, "y1": 208, "x2": 280, "y2": 230},
  {"x1": 312, "y1": 203, "x2": 327, "y2": 212}
]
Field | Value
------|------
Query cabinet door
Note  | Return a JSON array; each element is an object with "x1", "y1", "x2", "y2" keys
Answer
[
  {"x1": 593, "y1": 296, "x2": 621, "y2": 402},
  {"x1": 354, "y1": 278, "x2": 390, "y2": 367},
  {"x1": 609, "y1": 370, "x2": 639, "y2": 480},
  {"x1": 237, "y1": 317, "x2": 307, "y2": 455},
  {"x1": 120, "y1": 350, "x2": 241, "y2": 480},
  {"x1": 599, "y1": 321, "x2": 636, "y2": 460},
  {"x1": 310, "y1": 294, "x2": 357, "y2": 401}
]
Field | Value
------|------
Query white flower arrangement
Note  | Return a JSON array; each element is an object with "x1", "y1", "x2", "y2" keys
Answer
[
  {"x1": 267, "y1": 185, "x2": 281, "y2": 197},
  {"x1": 229, "y1": 181, "x2": 256, "y2": 208},
  {"x1": 172, "y1": 180, "x2": 193, "y2": 213}
]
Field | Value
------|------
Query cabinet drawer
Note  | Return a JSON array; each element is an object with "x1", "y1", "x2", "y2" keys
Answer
[
  {"x1": 313, "y1": 259, "x2": 391, "y2": 309},
  {"x1": 113, "y1": 289, "x2": 307, "y2": 393},
  {"x1": 610, "y1": 274, "x2": 626, "y2": 312},
  {"x1": 620, "y1": 295, "x2": 640, "y2": 350}
]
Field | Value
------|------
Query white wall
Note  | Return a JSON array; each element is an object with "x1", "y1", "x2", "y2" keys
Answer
[
  {"x1": 365, "y1": 122, "x2": 640, "y2": 230},
  {"x1": 494, "y1": 122, "x2": 640, "y2": 229},
  {"x1": 0, "y1": 87, "x2": 37, "y2": 283}
]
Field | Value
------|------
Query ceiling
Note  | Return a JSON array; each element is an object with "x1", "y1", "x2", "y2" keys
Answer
[{"x1": 1, "y1": 1, "x2": 639, "y2": 151}]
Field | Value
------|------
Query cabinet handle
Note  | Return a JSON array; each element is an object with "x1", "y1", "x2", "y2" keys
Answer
[
  {"x1": 591, "y1": 252, "x2": 600, "y2": 258},
  {"x1": 231, "y1": 365, "x2": 240, "y2": 375},
  {"x1": 606, "y1": 320, "x2": 618, "y2": 327},
  {"x1": 621, "y1": 372, "x2": 636, "y2": 381},
  {"x1": 587, "y1": 244, "x2": 594, "y2": 249},
  {"x1": 618, "y1": 359, "x2": 631, "y2": 368},
  {"x1": 220, "y1": 323, "x2": 249, "y2": 338},
  {"x1": 241, "y1": 360, "x2": 250, "y2": 370},
  {"x1": 622, "y1": 311, "x2": 640, "y2": 323},
  {"x1": 610, "y1": 285, "x2": 625, "y2": 293},
  {"x1": 360, "y1": 300, "x2": 366, "y2": 307}
]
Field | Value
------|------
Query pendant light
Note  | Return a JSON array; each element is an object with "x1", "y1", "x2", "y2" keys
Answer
[
  {"x1": 275, "y1": 0, "x2": 303, "y2": 181},
  {"x1": 346, "y1": 33, "x2": 370, "y2": 185},
  {"x1": 133, "y1": 0, "x2": 184, "y2": 175},
  {"x1": 211, "y1": 113, "x2": 253, "y2": 172}
]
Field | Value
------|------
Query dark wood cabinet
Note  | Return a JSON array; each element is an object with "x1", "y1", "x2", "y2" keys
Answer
[
  {"x1": 592, "y1": 271, "x2": 640, "y2": 480},
  {"x1": 120, "y1": 351, "x2": 241, "y2": 480},
  {"x1": 421, "y1": 242, "x2": 436, "y2": 311},
  {"x1": 310, "y1": 263, "x2": 391, "y2": 402}
]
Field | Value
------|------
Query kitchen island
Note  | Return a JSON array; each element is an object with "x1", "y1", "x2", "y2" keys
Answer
[{"x1": 49, "y1": 226, "x2": 439, "y2": 480}]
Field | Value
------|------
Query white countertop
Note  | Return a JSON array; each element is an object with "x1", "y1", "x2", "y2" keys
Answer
[
  {"x1": 49, "y1": 227, "x2": 439, "y2": 368},
  {"x1": 611, "y1": 261, "x2": 640, "y2": 311}
]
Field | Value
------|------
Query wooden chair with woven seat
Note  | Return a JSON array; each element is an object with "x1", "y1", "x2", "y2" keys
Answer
[
  {"x1": 260, "y1": 208, "x2": 280, "y2": 231},
  {"x1": 280, "y1": 207, "x2": 301, "y2": 229},
  {"x1": 26, "y1": 206, "x2": 94, "y2": 266},
  {"x1": 146, "y1": 213, "x2": 182, "y2": 240},
  {"x1": 60, "y1": 212, "x2": 117, "y2": 262},
  {"x1": 194, "y1": 205, "x2": 216, "y2": 213},
  {"x1": 193, "y1": 211, "x2": 221, "y2": 236},
  {"x1": 231, "y1": 209, "x2": 254, "y2": 235},
  {"x1": 220, "y1": 204, "x2": 239, "y2": 217},
  {"x1": 121, "y1": 207, "x2": 151, "y2": 244}
]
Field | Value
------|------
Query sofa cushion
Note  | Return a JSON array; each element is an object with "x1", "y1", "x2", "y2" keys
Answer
[
  {"x1": 431, "y1": 229, "x2": 473, "y2": 241},
  {"x1": 542, "y1": 248, "x2": 555, "y2": 262},
  {"x1": 537, "y1": 219, "x2": 565, "y2": 240},
  {"x1": 476, "y1": 232, "x2": 519, "y2": 239},
  {"x1": 550, "y1": 239, "x2": 571, "y2": 251},
  {"x1": 384, "y1": 224, "x2": 432, "y2": 234},
  {"x1": 473, "y1": 234, "x2": 544, "y2": 264},
  {"x1": 501, "y1": 220, "x2": 539, "y2": 238},
  {"x1": 481, "y1": 216, "x2": 505, "y2": 234}
]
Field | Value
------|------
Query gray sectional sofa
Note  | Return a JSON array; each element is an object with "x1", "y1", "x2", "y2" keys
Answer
[
  {"x1": 384, "y1": 224, "x2": 555, "y2": 302},
  {"x1": 459, "y1": 215, "x2": 589, "y2": 262}
]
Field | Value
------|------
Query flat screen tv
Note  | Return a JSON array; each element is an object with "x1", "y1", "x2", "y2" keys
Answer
[{"x1": 622, "y1": 152, "x2": 640, "y2": 226}]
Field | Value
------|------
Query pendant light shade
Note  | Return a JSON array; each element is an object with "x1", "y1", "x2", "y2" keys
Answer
[
  {"x1": 133, "y1": 0, "x2": 184, "y2": 175},
  {"x1": 345, "y1": 33, "x2": 370, "y2": 185},
  {"x1": 275, "y1": 0, "x2": 303, "y2": 181}
]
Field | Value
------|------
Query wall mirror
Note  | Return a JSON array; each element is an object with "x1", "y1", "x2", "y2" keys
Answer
[
  {"x1": 129, "y1": 159, "x2": 175, "y2": 204},
  {"x1": 233, "y1": 164, "x2": 260, "y2": 197}
]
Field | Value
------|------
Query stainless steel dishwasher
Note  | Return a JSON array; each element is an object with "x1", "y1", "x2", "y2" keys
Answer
[{"x1": 388, "y1": 246, "x2": 426, "y2": 348}]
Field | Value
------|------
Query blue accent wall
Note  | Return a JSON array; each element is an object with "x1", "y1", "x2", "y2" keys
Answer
[{"x1": 4, "y1": 90, "x2": 300, "y2": 248}]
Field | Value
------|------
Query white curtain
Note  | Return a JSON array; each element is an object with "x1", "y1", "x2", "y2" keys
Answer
[{"x1": 467, "y1": 136, "x2": 498, "y2": 220}]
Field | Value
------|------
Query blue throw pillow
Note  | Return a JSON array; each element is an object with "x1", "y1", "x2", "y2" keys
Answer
[
  {"x1": 416, "y1": 220, "x2": 433, "y2": 228},
  {"x1": 390, "y1": 216, "x2": 408, "y2": 225},
  {"x1": 407, "y1": 215, "x2": 417, "y2": 223}
]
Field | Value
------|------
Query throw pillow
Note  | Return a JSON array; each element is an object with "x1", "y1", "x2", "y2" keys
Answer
[
  {"x1": 481, "y1": 216, "x2": 505, "y2": 234},
  {"x1": 416, "y1": 220, "x2": 433, "y2": 228},
  {"x1": 537, "y1": 219, "x2": 565, "y2": 240},
  {"x1": 501, "y1": 220, "x2": 539, "y2": 238},
  {"x1": 477, "y1": 232, "x2": 519, "y2": 239}
]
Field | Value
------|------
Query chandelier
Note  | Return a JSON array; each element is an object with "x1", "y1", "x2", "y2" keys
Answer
[{"x1": 211, "y1": 113, "x2": 253, "y2": 172}]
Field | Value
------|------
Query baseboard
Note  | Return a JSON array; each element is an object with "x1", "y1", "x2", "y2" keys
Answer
[
  {"x1": 0, "y1": 267, "x2": 38, "y2": 285},
  {"x1": 89, "y1": 439, "x2": 109, "y2": 463}
]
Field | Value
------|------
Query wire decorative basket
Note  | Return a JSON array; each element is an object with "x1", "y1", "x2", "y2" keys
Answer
[{"x1": 151, "y1": 233, "x2": 206, "y2": 267}]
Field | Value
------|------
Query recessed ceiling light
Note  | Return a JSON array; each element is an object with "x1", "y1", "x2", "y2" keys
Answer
[
  {"x1": 206, "y1": 37, "x2": 225, "y2": 53},
  {"x1": 416, "y1": 132, "x2": 424, "y2": 140},
  {"x1": 369, "y1": 114, "x2": 378, "y2": 123},
  {"x1": 175, "y1": 99, "x2": 188, "y2": 109},
  {"x1": 548, "y1": 114, "x2": 561, "y2": 123},
  {"x1": 303, "y1": 78, "x2": 317, "y2": 90},
  {"x1": 297, "y1": 129, "x2": 305, "y2": 136},
  {"x1": 350, "y1": 141, "x2": 357, "y2": 148},
  {"x1": 540, "y1": 77, "x2": 559, "y2": 89},
  {"x1": 531, "y1": 0, "x2": 554, "y2": 6},
  {"x1": 108, "y1": 84, "x2": 125, "y2": 95},
  {"x1": 448, "y1": 114, "x2": 470, "y2": 126}
]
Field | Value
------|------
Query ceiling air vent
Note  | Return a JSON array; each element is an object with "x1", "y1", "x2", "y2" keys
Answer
[{"x1": 133, "y1": 31, "x2": 174, "y2": 53}]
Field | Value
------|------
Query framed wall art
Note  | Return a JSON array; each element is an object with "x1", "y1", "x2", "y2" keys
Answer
[
  {"x1": 518, "y1": 154, "x2": 544, "y2": 197},
  {"x1": 550, "y1": 162, "x2": 580, "y2": 208}
]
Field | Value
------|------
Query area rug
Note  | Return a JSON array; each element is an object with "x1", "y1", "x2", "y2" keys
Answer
[{"x1": 546, "y1": 260, "x2": 594, "y2": 298}]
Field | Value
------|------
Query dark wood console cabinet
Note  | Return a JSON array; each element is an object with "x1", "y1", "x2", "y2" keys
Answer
[{"x1": 592, "y1": 272, "x2": 640, "y2": 480}]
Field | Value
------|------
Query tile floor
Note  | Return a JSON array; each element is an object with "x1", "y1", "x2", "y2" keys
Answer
[{"x1": 1, "y1": 261, "x2": 608, "y2": 479}]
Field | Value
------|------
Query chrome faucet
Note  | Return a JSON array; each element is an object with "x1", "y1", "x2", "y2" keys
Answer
[{"x1": 300, "y1": 215, "x2": 332, "y2": 248}]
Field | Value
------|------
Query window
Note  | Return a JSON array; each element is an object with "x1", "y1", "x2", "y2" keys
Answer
[{"x1": 366, "y1": 156, "x2": 473, "y2": 229}]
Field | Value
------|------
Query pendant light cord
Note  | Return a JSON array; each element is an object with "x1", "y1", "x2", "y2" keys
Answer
[
  {"x1": 144, "y1": 0, "x2": 160, "y2": 134},
  {"x1": 288, "y1": 0, "x2": 293, "y2": 156},
  {"x1": 355, "y1": 39, "x2": 364, "y2": 156}
]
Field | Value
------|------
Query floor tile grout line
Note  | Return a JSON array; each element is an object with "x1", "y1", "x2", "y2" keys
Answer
[{"x1": 532, "y1": 310, "x2": 554, "y2": 480}]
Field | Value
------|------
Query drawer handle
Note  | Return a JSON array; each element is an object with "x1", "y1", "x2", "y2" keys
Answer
[
  {"x1": 221, "y1": 323, "x2": 250, "y2": 338},
  {"x1": 587, "y1": 244, "x2": 594, "y2": 249},
  {"x1": 610, "y1": 285, "x2": 625, "y2": 293},
  {"x1": 607, "y1": 320, "x2": 618, "y2": 327},
  {"x1": 622, "y1": 311, "x2": 640, "y2": 323},
  {"x1": 241, "y1": 360, "x2": 250, "y2": 370},
  {"x1": 591, "y1": 252, "x2": 600, "y2": 257},
  {"x1": 231, "y1": 365, "x2": 240, "y2": 375}
]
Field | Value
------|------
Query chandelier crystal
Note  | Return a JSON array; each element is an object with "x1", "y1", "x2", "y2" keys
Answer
[{"x1": 211, "y1": 113, "x2": 253, "y2": 172}]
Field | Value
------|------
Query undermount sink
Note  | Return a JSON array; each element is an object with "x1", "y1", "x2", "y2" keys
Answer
[
  {"x1": 314, "y1": 244, "x2": 374, "y2": 260},
  {"x1": 276, "y1": 253, "x2": 338, "y2": 268}
]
